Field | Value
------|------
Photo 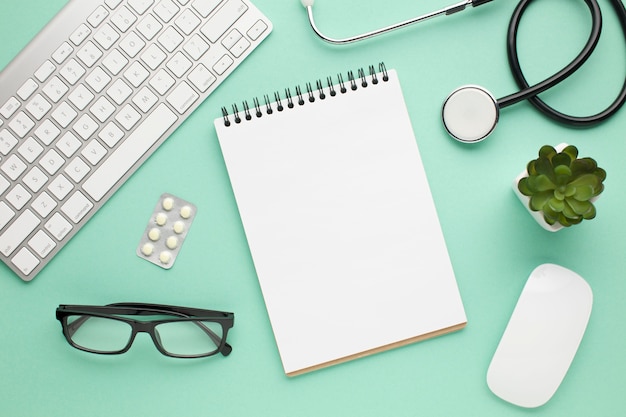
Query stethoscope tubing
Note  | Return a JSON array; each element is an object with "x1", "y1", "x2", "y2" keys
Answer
[{"x1": 499, "y1": 0, "x2": 626, "y2": 126}]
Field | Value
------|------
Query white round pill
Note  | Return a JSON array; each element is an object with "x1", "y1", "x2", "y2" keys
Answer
[
  {"x1": 166, "y1": 236, "x2": 178, "y2": 250},
  {"x1": 148, "y1": 228, "x2": 161, "y2": 241},
  {"x1": 141, "y1": 243, "x2": 154, "y2": 256},
  {"x1": 180, "y1": 205, "x2": 192, "y2": 219},
  {"x1": 173, "y1": 221, "x2": 185, "y2": 234},
  {"x1": 162, "y1": 197, "x2": 175, "y2": 211},
  {"x1": 159, "y1": 251, "x2": 172, "y2": 264},
  {"x1": 155, "y1": 212, "x2": 168, "y2": 226}
]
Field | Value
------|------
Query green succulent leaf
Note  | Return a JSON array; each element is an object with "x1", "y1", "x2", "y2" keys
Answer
[
  {"x1": 572, "y1": 184, "x2": 594, "y2": 201},
  {"x1": 569, "y1": 174, "x2": 601, "y2": 194},
  {"x1": 582, "y1": 203, "x2": 597, "y2": 220},
  {"x1": 532, "y1": 157, "x2": 555, "y2": 179},
  {"x1": 548, "y1": 198, "x2": 565, "y2": 212},
  {"x1": 529, "y1": 191, "x2": 553, "y2": 211},
  {"x1": 562, "y1": 145, "x2": 579, "y2": 160},
  {"x1": 527, "y1": 174, "x2": 556, "y2": 192},
  {"x1": 538, "y1": 145, "x2": 557, "y2": 159},
  {"x1": 566, "y1": 198, "x2": 591, "y2": 215},
  {"x1": 518, "y1": 178, "x2": 533, "y2": 196},
  {"x1": 552, "y1": 152, "x2": 572, "y2": 169},
  {"x1": 571, "y1": 158, "x2": 597, "y2": 177},
  {"x1": 562, "y1": 201, "x2": 577, "y2": 218}
]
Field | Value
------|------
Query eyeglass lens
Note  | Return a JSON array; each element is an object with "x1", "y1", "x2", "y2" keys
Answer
[{"x1": 66, "y1": 315, "x2": 225, "y2": 356}]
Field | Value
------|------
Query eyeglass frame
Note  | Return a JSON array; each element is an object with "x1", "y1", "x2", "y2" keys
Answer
[{"x1": 56, "y1": 303, "x2": 234, "y2": 358}]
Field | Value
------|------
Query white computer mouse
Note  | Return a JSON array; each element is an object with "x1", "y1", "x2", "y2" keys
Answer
[{"x1": 486, "y1": 263, "x2": 593, "y2": 408}]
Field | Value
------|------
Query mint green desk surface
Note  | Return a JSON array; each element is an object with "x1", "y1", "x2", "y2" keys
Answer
[{"x1": 1, "y1": 0, "x2": 625, "y2": 415}]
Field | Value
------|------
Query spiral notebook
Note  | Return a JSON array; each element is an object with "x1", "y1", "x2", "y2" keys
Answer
[{"x1": 215, "y1": 64, "x2": 467, "y2": 376}]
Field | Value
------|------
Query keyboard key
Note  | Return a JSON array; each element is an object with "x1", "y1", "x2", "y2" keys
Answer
[
  {"x1": 40, "y1": 149, "x2": 65, "y2": 175},
  {"x1": 154, "y1": 0, "x2": 180, "y2": 23},
  {"x1": 11, "y1": 247, "x2": 40, "y2": 277},
  {"x1": 86, "y1": 67, "x2": 113, "y2": 92},
  {"x1": 83, "y1": 103, "x2": 177, "y2": 201},
  {"x1": 105, "y1": 0, "x2": 124, "y2": 8},
  {"x1": 0, "y1": 209, "x2": 40, "y2": 257},
  {"x1": 34, "y1": 61, "x2": 56, "y2": 83},
  {"x1": 52, "y1": 42, "x2": 74, "y2": 64},
  {"x1": 17, "y1": 79, "x2": 39, "y2": 101},
  {"x1": 141, "y1": 44, "x2": 167, "y2": 70},
  {"x1": 158, "y1": 26, "x2": 184, "y2": 52},
  {"x1": 88, "y1": 6, "x2": 110, "y2": 27},
  {"x1": 188, "y1": 64, "x2": 216, "y2": 92},
  {"x1": 6, "y1": 184, "x2": 32, "y2": 210},
  {"x1": 59, "y1": 59, "x2": 87, "y2": 85},
  {"x1": 51, "y1": 102, "x2": 78, "y2": 128},
  {"x1": 99, "y1": 122, "x2": 124, "y2": 148},
  {"x1": 115, "y1": 104, "x2": 142, "y2": 130},
  {"x1": 150, "y1": 69, "x2": 175, "y2": 95},
  {"x1": 167, "y1": 81, "x2": 199, "y2": 114},
  {"x1": 25, "y1": 94, "x2": 53, "y2": 121},
  {"x1": 56, "y1": 131, "x2": 82, "y2": 158},
  {"x1": 132, "y1": 86, "x2": 159, "y2": 112},
  {"x1": 124, "y1": 61, "x2": 150, "y2": 87},
  {"x1": 247, "y1": 19, "x2": 268, "y2": 41},
  {"x1": 93, "y1": 23, "x2": 120, "y2": 49},
  {"x1": 76, "y1": 41, "x2": 104, "y2": 68},
  {"x1": 136, "y1": 14, "x2": 163, "y2": 40},
  {"x1": 28, "y1": 230, "x2": 57, "y2": 258},
  {"x1": 9, "y1": 112, "x2": 36, "y2": 138},
  {"x1": 201, "y1": 0, "x2": 248, "y2": 43},
  {"x1": 35, "y1": 120, "x2": 61, "y2": 146},
  {"x1": 61, "y1": 191, "x2": 94, "y2": 223},
  {"x1": 107, "y1": 79, "x2": 133, "y2": 105},
  {"x1": 0, "y1": 97, "x2": 20, "y2": 119},
  {"x1": 192, "y1": 0, "x2": 221, "y2": 18},
  {"x1": 23, "y1": 166, "x2": 48, "y2": 193},
  {"x1": 45, "y1": 213, "x2": 73, "y2": 241},
  {"x1": 221, "y1": 29, "x2": 242, "y2": 50},
  {"x1": 65, "y1": 157, "x2": 91, "y2": 183},
  {"x1": 183, "y1": 34, "x2": 209, "y2": 60},
  {"x1": 128, "y1": 0, "x2": 155, "y2": 15},
  {"x1": 0, "y1": 129, "x2": 18, "y2": 155},
  {"x1": 229, "y1": 37, "x2": 250, "y2": 58},
  {"x1": 70, "y1": 24, "x2": 92, "y2": 46},
  {"x1": 48, "y1": 174, "x2": 74, "y2": 200},
  {"x1": 82, "y1": 139, "x2": 108, "y2": 165},
  {"x1": 0, "y1": 201, "x2": 15, "y2": 230},
  {"x1": 73, "y1": 114, "x2": 100, "y2": 139},
  {"x1": 212, "y1": 54, "x2": 234, "y2": 75},
  {"x1": 42, "y1": 76, "x2": 69, "y2": 103},
  {"x1": 2, "y1": 154, "x2": 27, "y2": 180},
  {"x1": 18, "y1": 137, "x2": 44, "y2": 163},
  {"x1": 111, "y1": 6, "x2": 137, "y2": 32},
  {"x1": 32, "y1": 192, "x2": 57, "y2": 218},
  {"x1": 166, "y1": 51, "x2": 192, "y2": 77},
  {"x1": 120, "y1": 31, "x2": 146, "y2": 58},
  {"x1": 0, "y1": 175, "x2": 9, "y2": 195},
  {"x1": 69, "y1": 84, "x2": 96, "y2": 111},
  {"x1": 175, "y1": 8, "x2": 201, "y2": 35},
  {"x1": 90, "y1": 96, "x2": 116, "y2": 122}
]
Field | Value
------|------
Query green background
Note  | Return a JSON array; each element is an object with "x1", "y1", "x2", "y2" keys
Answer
[{"x1": 1, "y1": 0, "x2": 625, "y2": 415}]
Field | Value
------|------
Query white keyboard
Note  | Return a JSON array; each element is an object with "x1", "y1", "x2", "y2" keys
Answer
[{"x1": 0, "y1": 0, "x2": 272, "y2": 281}]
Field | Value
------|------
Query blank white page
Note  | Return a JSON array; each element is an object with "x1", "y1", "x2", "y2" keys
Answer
[{"x1": 215, "y1": 68, "x2": 466, "y2": 376}]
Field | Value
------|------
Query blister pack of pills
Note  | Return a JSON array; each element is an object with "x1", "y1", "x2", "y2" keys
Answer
[{"x1": 136, "y1": 193, "x2": 197, "y2": 269}]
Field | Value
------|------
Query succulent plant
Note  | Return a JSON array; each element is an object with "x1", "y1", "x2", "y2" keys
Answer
[{"x1": 517, "y1": 145, "x2": 606, "y2": 227}]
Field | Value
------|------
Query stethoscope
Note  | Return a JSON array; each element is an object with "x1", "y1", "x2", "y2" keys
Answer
[{"x1": 301, "y1": 0, "x2": 626, "y2": 143}]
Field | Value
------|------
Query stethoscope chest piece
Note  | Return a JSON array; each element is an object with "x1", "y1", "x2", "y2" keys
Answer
[{"x1": 442, "y1": 85, "x2": 500, "y2": 143}]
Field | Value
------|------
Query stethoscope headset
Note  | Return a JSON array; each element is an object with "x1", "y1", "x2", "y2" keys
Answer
[{"x1": 302, "y1": 0, "x2": 626, "y2": 143}]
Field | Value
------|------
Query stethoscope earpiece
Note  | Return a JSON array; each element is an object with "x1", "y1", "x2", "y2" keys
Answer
[{"x1": 442, "y1": 85, "x2": 499, "y2": 143}]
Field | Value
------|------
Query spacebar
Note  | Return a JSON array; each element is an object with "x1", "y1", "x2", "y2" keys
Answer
[{"x1": 83, "y1": 104, "x2": 178, "y2": 202}]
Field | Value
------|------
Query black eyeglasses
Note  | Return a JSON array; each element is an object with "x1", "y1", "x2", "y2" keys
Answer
[{"x1": 56, "y1": 303, "x2": 234, "y2": 358}]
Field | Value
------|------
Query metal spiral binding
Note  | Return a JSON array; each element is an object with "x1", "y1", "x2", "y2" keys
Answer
[{"x1": 221, "y1": 62, "x2": 389, "y2": 126}]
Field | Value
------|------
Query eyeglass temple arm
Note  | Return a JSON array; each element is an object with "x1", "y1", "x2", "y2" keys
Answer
[{"x1": 301, "y1": 0, "x2": 493, "y2": 45}]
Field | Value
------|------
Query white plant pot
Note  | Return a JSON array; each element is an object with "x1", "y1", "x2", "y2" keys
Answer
[{"x1": 513, "y1": 143, "x2": 575, "y2": 232}]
